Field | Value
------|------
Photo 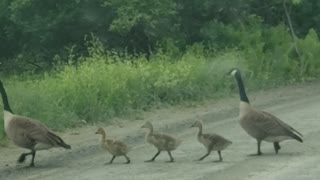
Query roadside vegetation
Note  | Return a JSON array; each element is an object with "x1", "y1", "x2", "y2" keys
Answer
[{"x1": 1, "y1": 0, "x2": 320, "y2": 145}]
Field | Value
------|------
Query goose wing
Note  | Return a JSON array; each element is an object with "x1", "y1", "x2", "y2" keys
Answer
[
  {"x1": 14, "y1": 116, "x2": 71, "y2": 148},
  {"x1": 244, "y1": 110, "x2": 303, "y2": 142},
  {"x1": 261, "y1": 111, "x2": 303, "y2": 142}
]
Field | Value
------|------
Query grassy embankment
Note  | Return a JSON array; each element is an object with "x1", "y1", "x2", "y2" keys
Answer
[{"x1": 1, "y1": 28, "x2": 320, "y2": 146}]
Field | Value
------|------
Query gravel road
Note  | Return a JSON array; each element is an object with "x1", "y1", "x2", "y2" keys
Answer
[{"x1": 1, "y1": 82, "x2": 320, "y2": 180}]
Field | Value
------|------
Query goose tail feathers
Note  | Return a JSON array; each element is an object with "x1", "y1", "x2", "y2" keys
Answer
[{"x1": 48, "y1": 132, "x2": 71, "y2": 149}]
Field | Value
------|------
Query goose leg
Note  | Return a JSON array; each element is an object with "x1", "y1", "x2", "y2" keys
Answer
[
  {"x1": 18, "y1": 150, "x2": 36, "y2": 166},
  {"x1": 145, "y1": 150, "x2": 161, "y2": 162},
  {"x1": 124, "y1": 155, "x2": 131, "y2": 164},
  {"x1": 29, "y1": 150, "x2": 36, "y2": 167},
  {"x1": 18, "y1": 153, "x2": 29, "y2": 163},
  {"x1": 249, "y1": 140, "x2": 262, "y2": 156},
  {"x1": 198, "y1": 151, "x2": 211, "y2": 161},
  {"x1": 257, "y1": 140, "x2": 262, "y2": 155},
  {"x1": 105, "y1": 155, "x2": 116, "y2": 165},
  {"x1": 273, "y1": 142, "x2": 281, "y2": 154},
  {"x1": 166, "y1": 151, "x2": 174, "y2": 163}
]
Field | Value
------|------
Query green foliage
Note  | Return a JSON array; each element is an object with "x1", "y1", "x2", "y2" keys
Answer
[
  {"x1": 1, "y1": 26, "x2": 320, "y2": 144},
  {"x1": 291, "y1": 0, "x2": 303, "y2": 5},
  {"x1": 202, "y1": 20, "x2": 320, "y2": 85},
  {"x1": 2, "y1": 0, "x2": 318, "y2": 73},
  {"x1": 0, "y1": 46, "x2": 240, "y2": 134},
  {"x1": 108, "y1": 0, "x2": 176, "y2": 33},
  {"x1": 296, "y1": 29, "x2": 320, "y2": 78},
  {"x1": 1, "y1": 0, "x2": 320, "y2": 145}
]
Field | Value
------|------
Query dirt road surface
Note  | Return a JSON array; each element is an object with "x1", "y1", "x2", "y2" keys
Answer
[{"x1": 1, "y1": 82, "x2": 320, "y2": 180}]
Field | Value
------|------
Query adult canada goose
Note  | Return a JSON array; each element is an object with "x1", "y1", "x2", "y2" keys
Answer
[
  {"x1": 190, "y1": 120, "x2": 232, "y2": 162},
  {"x1": 0, "y1": 81, "x2": 71, "y2": 167},
  {"x1": 141, "y1": 121, "x2": 181, "y2": 162},
  {"x1": 228, "y1": 68, "x2": 303, "y2": 155},
  {"x1": 95, "y1": 127, "x2": 130, "y2": 164}
]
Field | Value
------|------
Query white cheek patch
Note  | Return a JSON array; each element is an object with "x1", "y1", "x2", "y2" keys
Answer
[
  {"x1": 231, "y1": 69, "x2": 237, "y2": 76},
  {"x1": 4, "y1": 111, "x2": 13, "y2": 131}
]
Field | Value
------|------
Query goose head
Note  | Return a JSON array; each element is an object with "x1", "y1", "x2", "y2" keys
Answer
[
  {"x1": 95, "y1": 127, "x2": 105, "y2": 135},
  {"x1": 227, "y1": 68, "x2": 240, "y2": 76},
  {"x1": 141, "y1": 121, "x2": 152, "y2": 129},
  {"x1": 190, "y1": 120, "x2": 202, "y2": 128}
]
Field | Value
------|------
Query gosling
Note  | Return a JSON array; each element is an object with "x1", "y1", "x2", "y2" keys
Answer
[
  {"x1": 141, "y1": 121, "x2": 181, "y2": 162},
  {"x1": 191, "y1": 120, "x2": 232, "y2": 162},
  {"x1": 95, "y1": 128, "x2": 130, "y2": 164}
]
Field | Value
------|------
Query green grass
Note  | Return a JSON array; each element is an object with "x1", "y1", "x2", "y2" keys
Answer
[{"x1": 0, "y1": 50, "x2": 242, "y2": 137}]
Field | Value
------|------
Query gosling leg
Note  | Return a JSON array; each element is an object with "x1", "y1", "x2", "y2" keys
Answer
[
  {"x1": 145, "y1": 150, "x2": 160, "y2": 162},
  {"x1": 124, "y1": 155, "x2": 131, "y2": 164},
  {"x1": 166, "y1": 151, "x2": 174, "y2": 163},
  {"x1": 213, "y1": 150, "x2": 223, "y2": 162},
  {"x1": 198, "y1": 151, "x2": 211, "y2": 161},
  {"x1": 105, "y1": 155, "x2": 116, "y2": 165}
]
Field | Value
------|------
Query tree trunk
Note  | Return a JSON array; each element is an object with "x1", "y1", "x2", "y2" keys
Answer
[{"x1": 283, "y1": 0, "x2": 301, "y2": 60}]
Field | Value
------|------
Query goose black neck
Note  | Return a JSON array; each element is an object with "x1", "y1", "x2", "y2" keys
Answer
[
  {"x1": 234, "y1": 72, "x2": 250, "y2": 104},
  {"x1": 0, "y1": 82, "x2": 13, "y2": 113},
  {"x1": 148, "y1": 125, "x2": 154, "y2": 134},
  {"x1": 197, "y1": 125, "x2": 203, "y2": 137}
]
